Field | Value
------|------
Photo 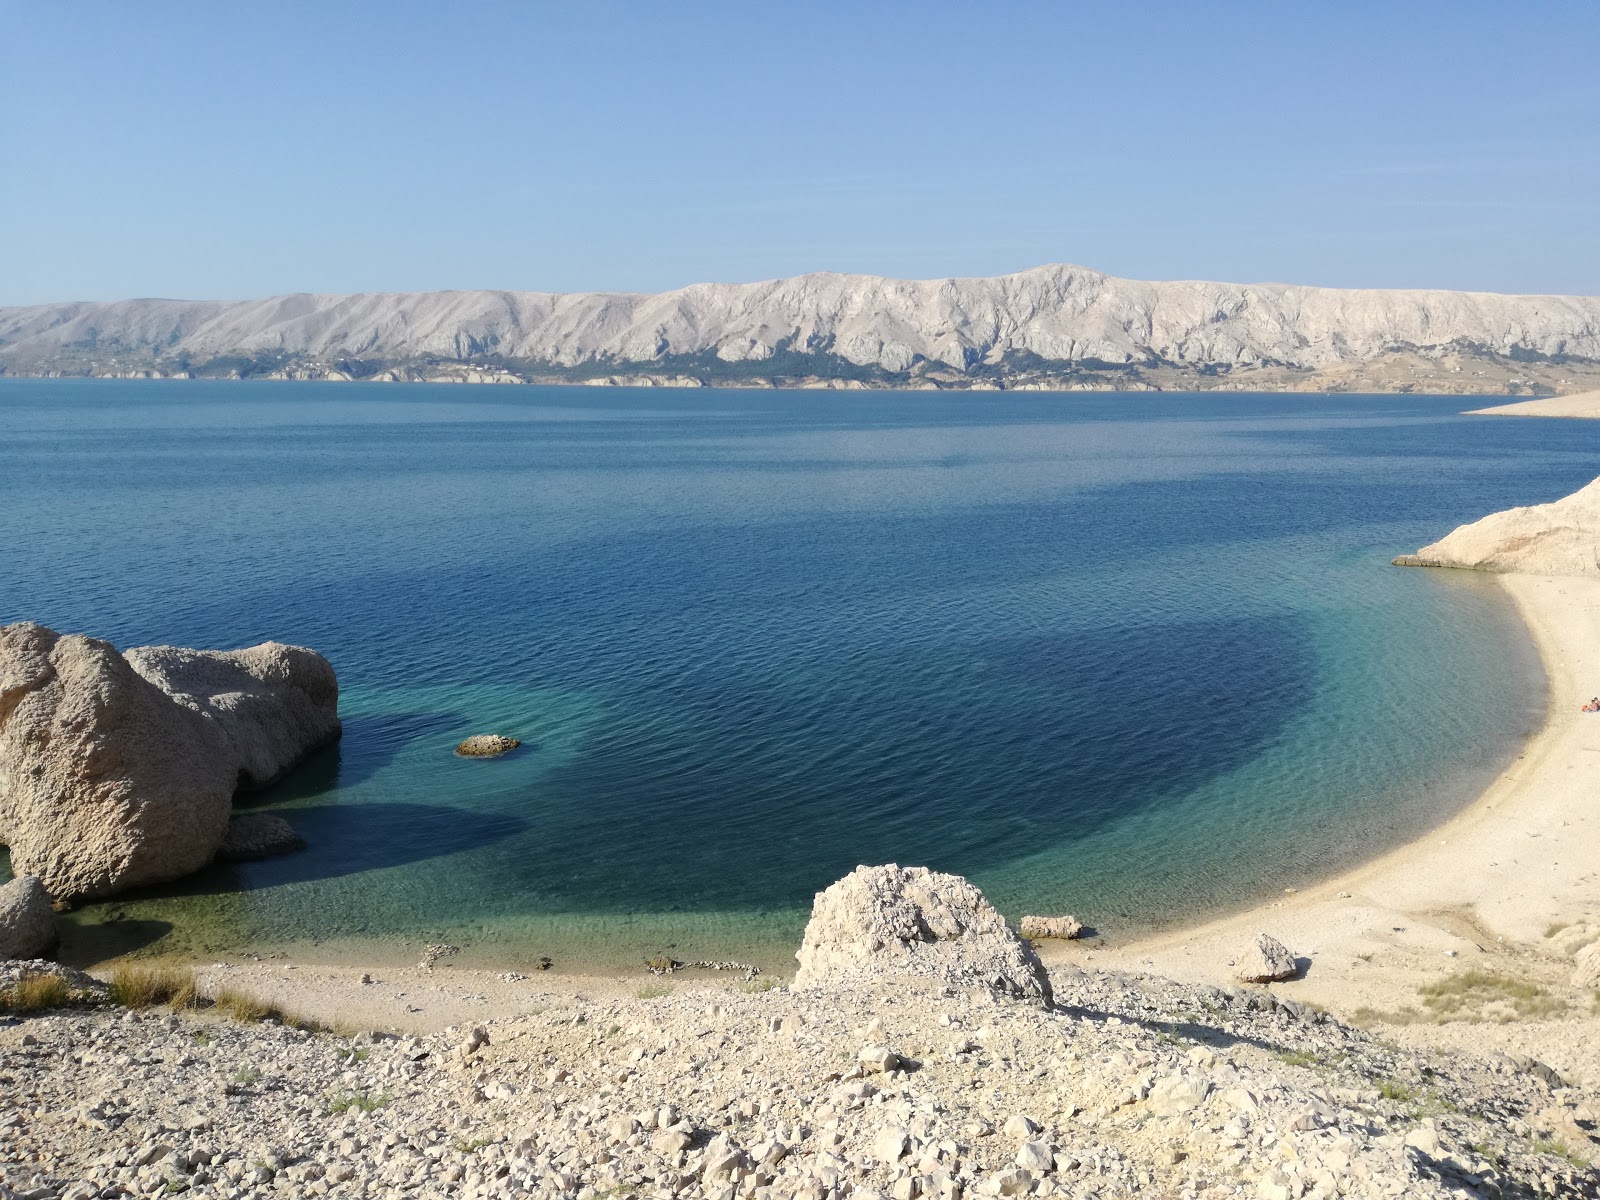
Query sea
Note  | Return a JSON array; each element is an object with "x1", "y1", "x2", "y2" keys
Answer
[{"x1": 3, "y1": 379, "x2": 1595, "y2": 971}]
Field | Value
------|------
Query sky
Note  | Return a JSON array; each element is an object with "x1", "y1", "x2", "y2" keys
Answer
[{"x1": 3, "y1": 1, "x2": 1599, "y2": 305}]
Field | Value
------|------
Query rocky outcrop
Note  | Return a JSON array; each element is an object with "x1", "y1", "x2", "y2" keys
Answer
[
  {"x1": 0, "y1": 875, "x2": 55, "y2": 959},
  {"x1": 3, "y1": 264, "x2": 1597, "y2": 385},
  {"x1": 1019, "y1": 914, "x2": 1083, "y2": 940},
  {"x1": 218, "y1": 813, "x2": 306, "y2": 861},
  {"x1": 454, "y1": 735, "x2": 521, "y2": 758},
  {"x1": 0, "y1": 623, "x2": 238, "y2": 899},
  {"x1": 0, "y1": 622, "x2": 334, "y2": 899},
  {"x1": 1234, "y1": 932, "x2": 1300, "y2": 983},
  {"x1": 793, "y1": 864, "x2": 1052, "y2": 1006},
  {"x1": 123, "y1": 641, "x2": 340, "y2": 789},
  {"x1": 1573, "y1": 942, "x2": 1600, "y2": 989},
  {"x1": 1393, "y1": 477, "x2": 1600, "y2": 577}
]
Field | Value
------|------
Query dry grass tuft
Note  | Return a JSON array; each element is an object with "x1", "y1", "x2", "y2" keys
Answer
[
  {"x1": 1418, "y1": 970, "x2": 1566, "y2": 1023},
  {"x1": 212, "y1": 989, "x2": 274, "y2": 1023},
  {"x1": 108, "y1": 965, "x2": 197, "y2": 1010},
  {"x1": 1, "y1": 972, "x2": 75, "y2": 1011}
]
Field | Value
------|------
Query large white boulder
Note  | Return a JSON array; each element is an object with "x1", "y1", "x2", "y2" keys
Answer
[
  {"x1": 0, "y1": 623, "x2": 238, "y2": 899},
  {"x1": 1394, "y1": 476, "x2": 1600, "y2": 577},
  {"x1": 793, "y1": 864, "x2": 1052, "y2": 1006},
  {"x1": 0, "y1": 622, "x2": 336, "y2": 899}
]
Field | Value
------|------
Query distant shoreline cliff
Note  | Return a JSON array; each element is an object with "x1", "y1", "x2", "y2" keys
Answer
[{"x1": 5, "y1": 263, "x2": 1600, "y2": 394}]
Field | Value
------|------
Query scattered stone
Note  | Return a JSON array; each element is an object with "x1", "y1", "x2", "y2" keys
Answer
[
  {"x1": 1234, "y1": 932, "x2": 1300, "y2": 983},
  {"x1": 858, "y1": 1044, "x2": 903, "y2": 1074}
]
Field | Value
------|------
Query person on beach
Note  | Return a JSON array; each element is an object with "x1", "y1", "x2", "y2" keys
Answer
[{"x1": 1584, "y1": 697, "x2": 1600, "y2": 712}]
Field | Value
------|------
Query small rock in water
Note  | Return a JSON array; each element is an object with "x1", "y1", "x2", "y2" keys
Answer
[
  {"x1": 217, "y1": 812, "x2": 305, "y2": 861},
  {"x1": 455, "y1": 734, "x2": 522, "y2": 758}
]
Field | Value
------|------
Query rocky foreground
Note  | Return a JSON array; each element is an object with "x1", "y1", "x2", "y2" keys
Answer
[
  {"x1": 4, "y1": 959, "x2": 1596, "y2": 1200},
  {"x1": 5, "y1": 866, "x2": 1600, "y2": 1200}
]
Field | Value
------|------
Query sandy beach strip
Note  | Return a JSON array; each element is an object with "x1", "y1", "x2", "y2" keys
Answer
[
  {"x1": 1466, "y1": 390, "x2": 1600, "y2": 418},
  {"x1": 1067, "y1": 572, "x2": 1600, "y2": 1015}
]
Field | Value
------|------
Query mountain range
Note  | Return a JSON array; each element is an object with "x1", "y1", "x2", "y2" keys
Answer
[{"x1": 4, "y1": 263, "x2": 1598, "y2": 393}]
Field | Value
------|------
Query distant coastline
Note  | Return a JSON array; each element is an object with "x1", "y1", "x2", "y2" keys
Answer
[{"x1": 5, "y1": 262, "x2": 1600, "y2": 395}]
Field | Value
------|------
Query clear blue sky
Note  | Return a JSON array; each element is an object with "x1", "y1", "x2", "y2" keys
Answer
[{"x1": 4, "y1": 1, "x2": 1598, "y2": 304}]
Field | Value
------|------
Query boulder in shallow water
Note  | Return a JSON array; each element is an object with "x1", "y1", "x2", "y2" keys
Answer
[
  {"x1": 0, "y1": 622, "x2": 238, "y2": 899},
  {"x1": 0, "y1": 875, "x2": 56, "y2": 959},
  {"x1": 218, "y1": 812, "x2": 306, "y2": 861},
  {"x1": 1019, "y1": 914, "x2": 1083, "y2": 940},
  {"x1": 1234, "y1": 932, "x2": 1300, "y2": 983},
  {"x1": 123, "y1": 641, "x2": 341, "y2": 789},
  {"x1": 455, "y1": 734, "x2": 521, "y2": 758},
  {"x1": 793, "y1": 864, "x2": 1052, "y2": 1006}
]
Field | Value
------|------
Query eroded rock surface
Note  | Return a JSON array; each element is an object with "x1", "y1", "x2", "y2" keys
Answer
[
  {"x1": 455, "y1": 734, "x2": 521, "y2": 758},
  {"x1": 0, "y1": 622, "x2": 333, "y2": 899},
  {"x1": 1394, "y1": 476, "x2": 1600, "y2": 577},
  {"x1": 0, "y1": 875, "x2": 55, "y2": 959},
  {"x1": 793, "y1": 864, "x2": 1052, "y2": 1005},
  {"x1": 124, "y1": 641, "x2": 340, "y2": 789},
  {"x1": 1019, "y1": 915, "x2": 1083, "y2": 940},
  {"x1": 0, "y1": 623, "x2": 237, "y2": 899}
]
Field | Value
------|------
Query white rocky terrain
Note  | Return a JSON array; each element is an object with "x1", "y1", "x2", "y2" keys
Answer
[
  {"x1": 5, "y1": 265, "x2": 1599, "y2": 393},
  {"x1": 4, "y1": 865, "x2": 1598, "y2": 1200},
  {"x1": 1393, "y1": 476, "x2": 1600, "y2": 577}
]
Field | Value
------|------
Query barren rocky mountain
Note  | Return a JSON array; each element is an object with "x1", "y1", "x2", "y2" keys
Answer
[{"x1": 5, "y1": 265, "x2": 1600, "y2": 393}]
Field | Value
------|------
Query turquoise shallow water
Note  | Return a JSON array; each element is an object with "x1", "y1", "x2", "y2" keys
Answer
[{"x1": 0, "y1": 381, "x2": 1591, "y2": 970}]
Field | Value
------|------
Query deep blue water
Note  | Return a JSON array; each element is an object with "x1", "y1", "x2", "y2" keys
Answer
[{"x1": 2, "y1": 380, "x2": 1594, "y2": 968}]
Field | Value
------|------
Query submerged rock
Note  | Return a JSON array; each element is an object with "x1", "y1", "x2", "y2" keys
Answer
[
  {"x1": 0, "y1": 875, "x2": 56, "y2": 959},
  {"x1": 124, "y1": 640, "x2": 341, "y2": 789},
  {"x1": 0, "y1": 622, "x2": 237, "y2": 899},
  {"x1": 1235, "y1": 932, "x2": 1300, "y2": 983},
  {"x1": 217, "y1": 812, "x2": 306, "y2": 861},
  {"x1": 793, "y1": 864, "x2": 1052, "y2": 1006},
  {"x1": 1019, "y1": 914, "x2": 1083, "y2": 940},
  {"x1": 455, "y1": 734, "x2": 521, "y2": 758}
]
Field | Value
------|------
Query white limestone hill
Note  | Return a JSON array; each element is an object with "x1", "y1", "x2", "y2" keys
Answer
[{"x1": 4, "y1": 263, "x2": 1599, "y2": 390}]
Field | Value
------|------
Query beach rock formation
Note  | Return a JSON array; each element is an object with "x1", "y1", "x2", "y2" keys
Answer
[
  {"x1": 1394, "y1": 476, "x2": 1600, "y2": 577},
  {"x1": 0, "y1": 875, "x2": 55, "y2": 959},
  {"x1": 1573, "y1": 942, "x2": 1600, "y2": 989},
  {"x1": 1234, "y1": 932, "x2": 1300, "y2": 983},
  {"x1": 217, "y1": 812, "x2": 306, "y2": 861},
  {"x1": 123, "y1": 641, "x2": 340, "y2": 789},
  {"x1": 793, "y1": 864, "x2": 1052, "y2": 1005},
  {"x1": 455, "y1": 734, "x2": 521, "y2": 758},
  {"x1": 1019, "y1": 914, "x2": 1083, "y2": 940},
  {"x1": 0, "y1": 622, "x2": 238, "y2": 899},
  {"x1": 0, "y1": 622, "x2": 337, "y2": 899}
]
